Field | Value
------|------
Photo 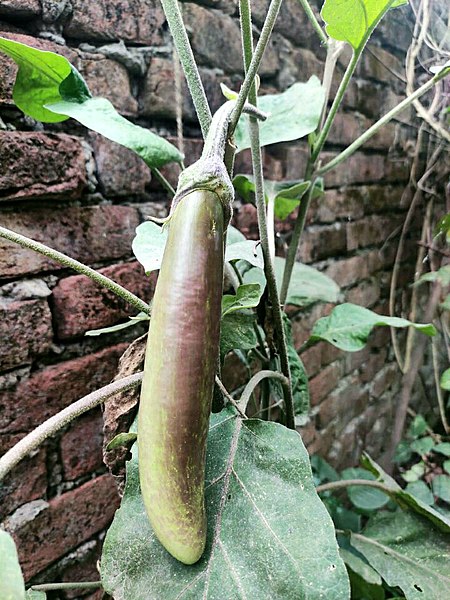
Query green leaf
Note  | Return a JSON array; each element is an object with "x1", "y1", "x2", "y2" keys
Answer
[
  {"x1": 309, "y1": 303, "x2": 436, "y2": 352},
  {"x1": 0, "y1": 36, "x2": 182, "y2": 167},
  {"x1": 341, "y1": 468, "x2": 389, "y2": 511},
  {"x1": 232, "y1": 174, "x2": 257, "y2": 204},
  {"x1": 349, "y1": 510, "x2": 450, "y2": 600},
  {"x1": 415, "y1": 265, "x2": 450, "y2": 288},
  {"x1": 444, "y1": 460, "x2": 450, "y2": 474},
  {"x1": 408, "y1": 414, "x2": 429, "y2": 438},
  {"x1": 274, "y1": 256, "x2": 340, "y2": 307},
  {"x1": 394, "y1": 441, "x2": 413, "y2": 464},
  {"x1": 434, "y1": 213, "x2": 450, "y2": 243},
  {"x1": 267, "y1": 180, "x2": 311, "y2": 220},
  {"x1": 405, "y1": 481, "x2": 435, "y2": 506},
  {"x1": 311, "y1": 455, "x2": 340, "y2": 484},
  {"x1": 132, "y1": 222, "x2": 168, "y2": 274},
  {"x1": 226, "y1": 225, "x2": 246, "y2": 245},
  {"x1": 85, "y1": 313, "x2": 149, "y2": 337},
  {"x1": 321, "y1": 0, "x2": 408, "y2": 52},
  {"x1": 101, "y1": 408, "x2": 350, "y2": 599},
  {"x1": 440, "y1": 294, "x2": 450, "y2": 311},
  {"x1": 0, "y1": 530, "x2": 25, "y2": 600},
  {"x1": 283, "y1": 314, "x2": 310, "y2": 424},
  {"x1": 225, "y1": 240, "x2": 264, "y2": 269},
  {"x1": 48, "y1": 98, "x2": 182, "y2": 168},
  {"x1": 434, "y1": 442, "x2": 450, "y2": 457},
  {"x1": 410, "y1": 436, "x2": 434, "y2": 456},
  {"x1": 0, "y1": 35, "x2": 90, "y2": 122},
  {"x1": 432, "y1": 475, "x2": 450, "y2": 503},
  {"x1": 402, "y1": 462, "x2": 426, "y2": 483},
  {"x1": 361, "y1": 454, "x2": 450, "y2": 533},
  {"x1": 26, "y1": 591, "x2": 46, "y2": 599},
  {"x1": 221, "y1": 283, "x2": 263, "y2": 317},
  {"x1": 346, "y1": 568, "x2": 385, "y2": 600},
  {"x1": 234, "y1": 78, "x2": 325, "y2": 152},
  {"x1": 440, "y1": 368, "x2": 450, "y2": 391},
  {"x1": 338, "y1": 543, "x2": 382, "y2": 586},
  {"x1": 220, "y1": 311, "x2": 258, "y2": 360},
  {"x1": 106, "y1": 432, "x2": 138, "y2": 451}
]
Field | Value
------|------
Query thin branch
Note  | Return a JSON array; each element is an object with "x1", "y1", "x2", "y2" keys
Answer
[
  {"x1": 317, "y1": 67, "x2": 450, "y2": 175},
  {"x1": 239, "y1": 370, "x2": 289, "y2": 413},
  {"x1": 0, "y1": 372, "x2": 143, "y2": 481},
  {"x1": 229, "y1": 0, "x2": 283, "y2": 133},
  {"x1": 0, "y1": 226, "x2": 151, "y2": 316},
  {"x1": 215, "y1": 376, "x2": 247, "y2": 419},
  {"x1": 151, "y1": 167, "x2": 176, "y2": 196},
  {"x1": 316, "y1": 479, "x2": 392, "y2": 495},
  {"x1": 30, "y1": 582, "x2": 102, "y2": 592},
  {"x1": 160, "y1": 0, "x2": 212, "y2": 138},
  {"x1": 295, "y1": 0, "x2": 328, "y2": 46}
]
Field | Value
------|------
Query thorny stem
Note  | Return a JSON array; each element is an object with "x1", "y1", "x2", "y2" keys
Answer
[
  {"x1": 240, "y1": 0, "x2": 295, "y2": 429},
  {"x1": 316, "y1": 479, "x2": 392, "y2": 495},
  {"x1": 230, "y1": 0, "x2": 284, "y2": 134},
  {"x1": 296, "y1": 0, "x2": 328, "y2": 46},
  {"x1": 0, "y1": 226, "x2": 151, "y2": 316},
  {"x1": 239, "y1": 370, "x2": 290, "y2": 413},
  {"x1": 159, "y1": 0, "x2": 212, "y2": 138},
  {"x1": 0, "y1": 373, "x2": 143, "y2": 481},
  {"x1": 30, "y1": 582, "x2": 102, "y2": 592},
  {"x1": 317, "y1": 67, "x2": 450, "y2": 175}
]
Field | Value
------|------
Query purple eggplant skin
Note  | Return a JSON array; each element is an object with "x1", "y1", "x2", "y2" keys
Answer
[{"x1": 138, "y1": 189, "x2": 225, "y2": 565}]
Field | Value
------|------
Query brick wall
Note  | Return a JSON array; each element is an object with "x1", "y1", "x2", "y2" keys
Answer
[{"x1": 0, "y1": 0, "x2": 420, "y2": 594}]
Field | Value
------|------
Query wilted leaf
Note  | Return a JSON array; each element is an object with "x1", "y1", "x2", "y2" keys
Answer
[
  {"x1": 0, "y1": 530, "x2": 25, "y2": 600},
  {"x1": 321, "y1": 0, "x2": 408, "y2": 52},
  {"x1": 101, "y1": 408, "x2": 350, "y2": 599},
  {"x1": 309, "y1": 303, "x2": 436, "y2": 352},
  {"x1": 234, "y1": 78, "x2": 325, "y2": 151}
]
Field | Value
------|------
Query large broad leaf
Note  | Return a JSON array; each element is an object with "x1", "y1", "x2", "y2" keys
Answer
[
  {"x1": 221, "y1": 283, "x2": 264, "y2": 317},
  {"x1": 348, "y1": 510, "x2": 450, "y2": 600},
  {"x1": 274, "y1": 256, "x2": 340, "y2": 307},
  {"x1": 309, "y1": 303, "x2": 436, "y2": 352},
  {"x1": 101, "y1": 408, "x2": 350, "y2": 599},
  {"x1": 132, "y1": 222, "x2": 168, "y2": 275},
  {"x1": 0, "y1": 35, "x2": 89, "y2": 122},
  {"x1": 341, "y1": 468, "x2": 389, "y2": 512},
  {"x1": 361, "y1": 454, "x2": 450, "y2": 533},
  {"x1": 0, "y1": 530, "x2": 25, "y2": 600},
  {"x1": 321, "y1": 0, "x2": 408, "y2": 52},
  {"x1": 234, "y1": 78, "x2": 325, "y2": 152},
  {"x1": 0, "y1": 36, "x2": 182, "y2": 167},
  {"x1": 225, "y1": 240, "x2": 264, "y2": 269},
  {"x1": 220, "y1": 311, "x2": 258, "y2": 360}
]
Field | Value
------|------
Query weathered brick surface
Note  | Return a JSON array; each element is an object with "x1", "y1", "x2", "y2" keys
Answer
[
  {"x1": 65, "y1": 0, "x2": 165, "y2": 44},
  {"x1": 52, "y1": 262, "x2": 154, "y2": 339},
  {"x1": 0, "y1": 344, "x2": 127, "y2": 436},
  {"x1": 0, "y1": 298, "x2": 53, "y2": 370},
  {"x1": 6, "y1": 474, "x2": 120, "y2": 579},
  {"x1": 60, "y1": 409, "x2": 104, "y2": 481},
  {"x1": 0, "y1": 1, "x2": 40, "y2": 18},
  {"x1": 0, "y1": 132, "x2": 87, "y2": 202},
  {"x1": 0, "y1": 205, "x2": 140, "y2": 278}
]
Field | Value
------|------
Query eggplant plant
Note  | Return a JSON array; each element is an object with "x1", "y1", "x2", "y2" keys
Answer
[{"x1": 0, "y1": 0, "x2": 449, "y2": 598}]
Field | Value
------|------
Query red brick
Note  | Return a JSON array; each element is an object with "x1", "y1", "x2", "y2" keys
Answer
[
  {"x1": 317, "y1": 376, "x2": 370, "y2": 429},
  {"x1": 65, "y1": 0, "x2": 165, "y2": 45},
  {"x1": 301, "y1": 344, "x2": 322, "y2": 378},
  {"x1": 52, "y1": 261, "x2": 154, "y2": 339},
  {"x1": 346, "y1": 215, "x2": 403, "y2": 251},
  {"x1": 370, "y1": 363, "x2": 399, "y2": 397},
  {"x1": 321, "y1": 151, "x2": 410, "y2": 188},
  {"x1": 0, "y1": 298, "x2": 53, "y2": 370},
  {"x1": 60, "y1": 539, "x2": 103, "y2": 599},
  {"x1": 309, "y1": 187, "x2": 365, "y2": 224},
  {"x1": 346, "y1": 279, "x2": 380, "y2": 308},
  {"x1": 309, "y1": 361, "x2": 343, "y2": 406},
  {"x1": 89, "y1": 133, "x2": 151, "y2": 197},
  {"x1": 7, "y1": 474, "x2": 120, "y2": 579},
  {"x1": 0, "y1": 132, "x2": 87, "y2": 202},
  {"x1": 327, "y1": 112, "x2": 397, "y2": 150},
  {"x1": 60, "y1": 409, "x2": 104, "y2": 481},
  {"x1": 0, "y1": 205, "x2": 140, "y2": 278},
  {"x1": 80, "y1": 57, "x2": 138, "y2": 116},
  {"x1": 300, "y1": 223, "x2": 347, "y2": 263},
  {"x1": 0, "y1": 344, "x2": 127, "y2": 436},
  {"x1": 0, "y1": 433, "x2": 46, "y2": 520}
]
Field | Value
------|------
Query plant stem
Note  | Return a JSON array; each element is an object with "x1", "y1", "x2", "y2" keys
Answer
[
  {"x1": 230, "y1": 0, "x2": 284, "y2": 133},
  {"x1": 239, "y1": 0, "x2": 295, "y2": 429},
  {"x1": 0, "y1": 372, "x2": 143, "y2": 481},
  {"x1": 159, "y1": 0, "x2": 212, "y2": 138},
  {"x1": 432, "y1": 336, "x2": 450, "y2": 434},
  {"x1": 151, "y1": 167, "x2": 176, "y2": 196},
  {"x1": 0, "y1": 226, "x2": 151, "y2": 316},
  {"x1": 295, "y1": 0, "x2": 328, "y2": 46},
  {"x1": 215, "y1": 376, "x2": 247, "y2": 418},
  {"x1": 30, "y1": 582, "x2": 102, "y2": 592},
  {"x1": 318, "y1": 67, "x2": 450, "y2": 175},
  {"x1": 316, "y1": 479, "x2": 392, "y2": 495},
  {"x1": 239, "y1": 370, "x2": 289, "y2": 413},
  {"x1": 311, "y1": 50, "x2": 361, "y2": 163},
  {"x1": 279, "y1": 176, "x2": 314, "y2": 305}
]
